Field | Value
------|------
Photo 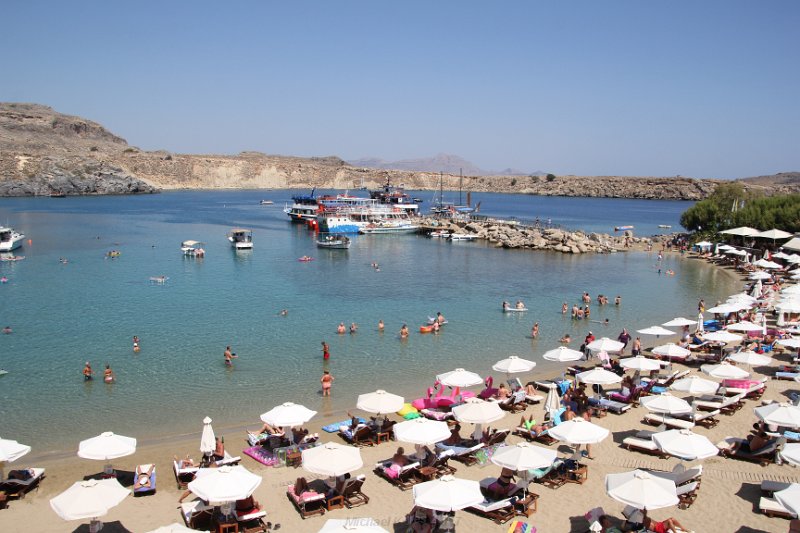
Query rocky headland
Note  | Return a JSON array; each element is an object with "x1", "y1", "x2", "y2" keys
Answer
[{"x1": 1, "y1": 102, "x2": 798, "y2": 199}]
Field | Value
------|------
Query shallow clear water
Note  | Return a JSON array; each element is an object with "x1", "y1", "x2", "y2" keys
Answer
[{"x1": 0, "y1": 190, "x2": 739, "y2": 453}]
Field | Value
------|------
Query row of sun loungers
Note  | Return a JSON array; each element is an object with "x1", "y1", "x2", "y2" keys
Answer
[
  {"x1": 286, "y1": 475, "x2": 369, "y2": 519},
  {"x1": 182, "y1": 495, "x2": 269, "y2": 532}
]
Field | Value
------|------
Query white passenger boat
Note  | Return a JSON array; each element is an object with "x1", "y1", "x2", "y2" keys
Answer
[
  {"x1": 228, "y1": 228, "x2": 253, "y2": 250},
  {"x1": 448, "y1": 233, "x2": 477, "y2": 241},
  {"x1": 181, "y1": 240, "x2": 205, "y2": 257},
  {"x1": 283, "y1": 189, "x2": 319, "y2": 221},
  {"x1": 0, "y1": 226, "x2": 24, "y2": 252}
]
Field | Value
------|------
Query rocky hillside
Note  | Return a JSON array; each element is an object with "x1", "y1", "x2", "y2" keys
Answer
[{"x1": 0, "y1": 103, "x2": 792, "y2": 200}]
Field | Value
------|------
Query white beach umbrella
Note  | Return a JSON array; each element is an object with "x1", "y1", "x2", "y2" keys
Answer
[
  {"x1": 717, "y1": 244, "x2": 734, "y2": 251},
  {"x1": 726, "y1": 321, "x2": 763, "y2": 332},
  {"x1": 547, "y1": 417, "x2": 610, "y2": 445},
  {"x1": 725, "y1": 249, "x2": 748, "y2": 257},
  {"x1": 412, "y1": 475, "x2": 483, "y2": 511},
  {"x1": 437, "y1": 368, "x2": 483, "y2": 388},
  {"x1": 637, "y1": 326, "x2": 675, "y2": 337},
  {"x1": 318, "y1": 518, "x2": 389, "y2": 533},
  {"x1": 777, "y1": 338, "x2": 800, "y2": 349},
  {"x1": 705, "y1": 304, "x2": 742, "y2": 315},
  {"x1": 661, "y1": 317, "x2": 697, "y2": 328},
  {"x1": 651, "y1": 343, "x2": 691, "y2": 360},
  {"x1": 757, "y1": 229, "x2": 793, "y2": 240},
  {"x1": 720, "y1": 226, "x2": 760, "y2": 236},
  {"x1": 50, "y1": 478, "x2": 129, "y2": 531},
  {"x1": 652, "y1": 429, "x2": 718, "y2": 461},
  {"x1": 544, "y1": 386, "x2": 561, "y2": 417},
  {"x1": 78, "y1": 432, "x2": 137, "y2": 461},
  {"x1": 788, "y1": 256, "x2": 800, "y2": 265},
  {"x1": 356, "y1": 390, "x2": 405, "y2": 415},
  {"x1": 491, "y1": 442, "x2": 558, "y2": 471},
  {"x1": 542, "y1": 346, "x2": 584, "y2": 362},
  {"x1": 146, "y1": 523, "x2": 203, "y2": 533},
  {"x1": 492, "y1": 355, "x2": 536, "y2": 374},
  {"x1": 755, "y1": 403, "x2": 800, "y2": 429},
  {"x1": 0, "y1": 437, "x2": 31, "y2": 481},
  {"x1": 188, "y1": 465, "x2": 262, "y2": 504},
  {"x1": 451, "y1": 398, "x2": 505, "y2": 425},
  {"x1": 670, "y1": 376, "x2": 719, "y2": 395},
  {"x1": 728, "y1": 351, "x2": 772, "y2": 367},
  {"x1": 302, "y1": 442, "x2": 363, "y2": 477},
  {"x1": 773, "y1": 251, "x2": 791, "y2": 260},
  {"x1": 727, "y1": 292, "x2": 758, "y2": 303},
  {"x1": 783, "y1": 285, "x2": 800, "y2": 295},
  {"x1": 606, "y1": 469, "x2": 679, "y2": 510},
  {"x1": 260, "y1": 402, "x2": 317, "y2": 428},
  {"x1": 586, "y1": 337, "x2": 625, "y2": 353},
  {"x1": 200, "y1": 416, "x2": 216, "y2": 457},
  {"x1": 748, "y1": 271, "x2": 773, "y2": 281},
  {"x1": 702, "y1": 330, "x2": 743, "y2": 343},
  {"x1": 701, "y1": 362, "x2": 750, "y2": 379},
  {"x1": 393, "y1": 418, "x2": 450, "y2": 445},
  {"x1": 780, "y1": 443, "x2": 800, "y2": 467},
  {"x1": 695, "y1": 241, "x2": 713, "y2": 247},
  {"x1": 640, "y1": 394, "x2": 692, "y2": 417},
  {"x1": 753, "y1": 258, "x2": 782, "y2": 269},
  {"x1": 576, "y1": 368, "x2": 622, "y2": 386},
  {"x1": 619, "y1": 356, "x2": 661, "y2": 372}
]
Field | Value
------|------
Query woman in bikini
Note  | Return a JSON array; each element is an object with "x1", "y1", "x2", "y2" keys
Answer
[
  {"x1": 487, "y1": 467, "x2": 516, "y2": 500},
  {"x1": 103, "y1": 364, "x2": 115, "y2": 384},
  {"x1": 321, "y1": 370, "x2": 334, "y2": 396}
]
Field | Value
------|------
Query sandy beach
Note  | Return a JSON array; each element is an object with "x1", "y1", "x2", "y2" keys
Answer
[{"x1": 2, "y1": 345, "x2": 799, "y2": 533}]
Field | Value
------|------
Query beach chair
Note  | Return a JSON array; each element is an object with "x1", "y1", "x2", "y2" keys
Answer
[
  {"x1": 235, "y1": 496, "x2": 269, "y2": 533},
  {"x1": 373, "y1": 460, "x2": 421, "y2": 490},
  {"x1": 468, "y1": 496, "x2": 517, "y2": 524},
  {"x1": 215, "y1": 451, "x2": 242, "y2": 466},
  {"x1": 622, "y1": 430, "x2": 668, "y2": 458},
  {"x1": 339, "y1": 425, "x2": 376, "y2": 447},
  {"x1": 675, "y1": 407, "x2": 721, "y2": 428},
  {"x1": 484, "y1": 429, "x2": 511, "y2": 446},
  {"x1": 652, "y1": 464, "x2": 703, "y2": 487},
  {"x1": 132, "y1": 464, "x2": 156, "y2": 496},
  {"x1": 436, "y1": 442, "x2": 486, "y2": 466},
  {"x1": 180, "y1": 499, "x2": 214, "y2": 530},
  {"x1": 588, "y1": 397, "x2": 632, "y2": 415},
  {"x1": 693, "y1": 392, "x2": 745, "y2": 415},
  {"x1": 172, "y1": 460, "x2": 198, "y2": 489},
  {"x1": 718, "y1": 436, "x2": 785, "y2": 466},
  {"x1": 286, "y1": 478, "x2": 327, "y2": 518},
  {"x1": 676, "y1": 480, "x2": 700, "y2": 509},
  {"x1": 498, "y1": 390, "x2": 528, "y2": 412},
  {"x1": 0, "y1": 467, "x2": 46, "y2": 499},
  {"x1": 338, "y1": 475, "x2": 369, "y2": 508},
  {"x1": 428, "y1": 449, "x2": 457, "y2": 476},
  {"x1": 513, "y1": 424, "x2": 557, "y2": 445}
]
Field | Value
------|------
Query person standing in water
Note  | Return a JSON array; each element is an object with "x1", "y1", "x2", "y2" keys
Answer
[
  {"x1": 321, "y1": 341, "x2": 330, "y2": 361},
  {"x1": 103, "y1": 364, "x2": 115, "y2": 383},
  {"x1": 531, "y1": 322, "x2": 539, "y2": 339},
  {"x1": 224, "y1": 345, "x2": 237, "y2": 366},
  {"x1": 321, "y1": 370, "x2": 334, "y2": 396},
  {"x1": 378, "y1": 319, "x2": 385, "y2": 332},
  {"x1": 83, "y1": 362, "x2": 94, "y2": 381},
  {"x1": 133, "y1": 336, "x2": 140, "y2": 353}
]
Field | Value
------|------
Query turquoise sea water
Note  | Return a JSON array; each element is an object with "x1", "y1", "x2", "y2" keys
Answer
[{"x1": 0, "y1": 190, "x2": 740, "y2": 454}]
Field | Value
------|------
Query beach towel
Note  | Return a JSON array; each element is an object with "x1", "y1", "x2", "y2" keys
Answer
[
  {"x1": 474, "y1": 443, "x2": 505, "y2": 467},
  {"x1": 322, "y1": 417, "x2": 367, "y2": 433},
  {"x1": 507, "y1": 520, "x2": 536, "y2": 533},
  {"x1": 242, "y1": 446, "x2": 281, "y2": 467}
]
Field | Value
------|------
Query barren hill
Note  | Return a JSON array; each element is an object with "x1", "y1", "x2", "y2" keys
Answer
[{"x1": 0, "y1": 102, "x2": 790, "y2": 200}]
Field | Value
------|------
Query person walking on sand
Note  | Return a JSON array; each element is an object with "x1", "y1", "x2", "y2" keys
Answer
[
  {"x1": 322, "y1": 341, "x2": 330, "y2": 361},
  {"x1": 321, "y1": 370, "x2": 334, "y2": 396},
  {"x1": 82, "y1": 362, "x2": 94, "y2": 381},
  {"x1": 224, "y1": 345, "x2": 237, "y2": 366}
]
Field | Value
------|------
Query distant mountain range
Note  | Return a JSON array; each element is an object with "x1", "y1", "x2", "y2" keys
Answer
[
  {"x1": 740, "y1": 172, "x2": 800, "y2": 187},
  {"x1": 348, "y1": 153, "x2": 544, "y2": 176}
]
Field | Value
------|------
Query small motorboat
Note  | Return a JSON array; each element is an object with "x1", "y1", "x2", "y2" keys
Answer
[
  {"x1": 448, "y1": 233, "x2": 476, "y2": 241},
  {"x1": 260, "y1": 200, "x2": 274, "y2": 205},
  {"x1": 228, "y1": 228, "x2": 254, "y2": 250},
  {"x1": 316, "y1": 234, "x2": 351, "y2": 249},
  {"x1": 614, "y1": 225, "x2": 635, "y2": 232},
  {"x1": 428, "y1": 231, "x2": 449, "y2": 238},
  {"x1": 298, "y1": 256, "x2": 314, "y2": 262},
  {"x1": 181, "y1": 240, "x2": 205, "y2": 257},
  {"x1": 149, "y1": 276, "x2": 169, "y2": 284},
  {"x1": 658, "y1": 225, "x2": 672, "y2": 229},
  {"x1": 0, "y1": 226, "x2": 25, "y2": 252}
]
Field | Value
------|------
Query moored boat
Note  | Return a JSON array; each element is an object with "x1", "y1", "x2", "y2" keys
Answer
[
  {"x1": 181, "y1": 240, "x2": 205, "y2": 257},
  {"x1": 0, "y1": 226, "x2": 25, "y2": 252},
  {"x1": 448, "y1": 233, "x2": 477, "y2": 241},
  {"x1": 614, "y1": 225, "x2": 635, "y2": 231},
  {"x1": 358, "y1": 221, "x2": 419, "y2": 234},
  {"x1": 260, "y1": 200, "x2": 274, "y2": 205},
  {"x1": 228, "y1": 228, "x2": 253, "y2": 250},
  {"x1": 316, "y1": 234, "x2": 351, "y2": 249},
  {"x1": 283, "y1": 189, "x2": 319, "y2": 221}
]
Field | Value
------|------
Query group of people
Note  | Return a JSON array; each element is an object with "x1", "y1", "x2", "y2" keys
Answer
[
  {"x1": 82, "y1": 361, "x2": 115, "y2": 383},
  {"x1": 502, "y1": 300, "x2": 526, "y2": 310}
]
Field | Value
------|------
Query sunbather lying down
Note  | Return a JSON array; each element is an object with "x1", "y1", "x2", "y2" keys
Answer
[
  {"x1": 134, "y1": 464, "x2": 155, "y2": 489},
  {"x1": 519, "y1": 415, "x2": 549, "y2": 435},
  {"x1": 7, "y1": 468, "x2": 35, "y2": 481}
]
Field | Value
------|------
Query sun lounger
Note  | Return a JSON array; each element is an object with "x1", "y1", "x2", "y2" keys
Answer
[
  {"x1": 484, "y1": 429, "x2": 511, "y2": 446},
  {"x1": 675, "y1": 408, "x2": 721, "y2": 428},
  {"x1": 676, "y1": 480, "x2": 700, "y2": 509},
  {"x1": 286, "y1": 480, "x2": 327, "y2": 518},
  {"x1": 479, "y1": 477, "x2": 527, "y2": 498},
  {"x1": 180, "y1": 499, "x2": 214, "y2": 530},
  {"x1": 339, "y1": 425, "x2": 376, "y2": 447},
  {"x1": 172, "y1": 460, "x2": 199, "y2": 489},
  {"x1": 374, "y1": 460, "x2": 421, "y2": 490},
  {"x1": 643, "y1": 413, "x2": 696, "y2": 430},
  {"x1": 622, "y1": 430, "x2": 668, "y2": 458},
  {"x1": 760, "y1": 496, "x2": 797, "y2": 519},
  {"x1": 0, "y1": 467, "x2": 45, "y2": 499},
  {"x1": 720, "y1": 377, "x2": 767, "y2": 399},
  {"x1": 468, "y1": 496, "x2": 517, "y2": 524},
  {"x1": 653, "y1": 465, "x2": 703, "y2": 487},
  {"x1": 235, "y1": 496, "x2": 269, "y2": 533},
  {"x1": 215, "y1": 452, "x2": 242, "y2": 466},
  {"x1": 775, "y1": 371, "x2": 800, "y2": 380},
  {"x1": 513, "y1": 425, "x2": 557, "y2": 445},
  {"x1": 718, "y1": 436, "x2": 785, "y2": 465},
  {"x1": 436, "y1": 442, "x2": 486, "y2": 465},
  {"x1": 133, "y1": 464, "x2": 156, "y2": 496},
  {"x1": 588, "y1": 397, "x2": 632, "y2": 414},
  {"x1": 694, "y1": 393, "x2": 745, "y2": 414},
  {"x1": 337, "y1": 475, "x2": 369, "y2": 508}
]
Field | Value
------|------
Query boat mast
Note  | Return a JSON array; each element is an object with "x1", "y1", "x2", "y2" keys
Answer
[{"x1": 459, "y1": 168, "x2": 463, "y2": 206}]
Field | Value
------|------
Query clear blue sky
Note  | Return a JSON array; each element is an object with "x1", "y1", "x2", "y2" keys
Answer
[{"x1": 2, "y1": 1, "x2": 798, "y2": 178}]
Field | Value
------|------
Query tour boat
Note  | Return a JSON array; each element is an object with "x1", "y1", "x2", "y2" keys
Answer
[
  {"x1": 283, "y1": 189, "x2": 319, "y2": 222},
  {"x1": 0, "y1": 226, "x2": 24, "y2": 252},
  {"x1": 369, "y1": 177, "x2": 419, "y2": 215},
  {"x1": 228, "y1": 228, "x2": 254, "y2": 250}
]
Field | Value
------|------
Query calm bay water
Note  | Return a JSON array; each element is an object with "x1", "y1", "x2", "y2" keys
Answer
[{"x1": 0, "y1": 190, "x2": 739, "y2": 453}]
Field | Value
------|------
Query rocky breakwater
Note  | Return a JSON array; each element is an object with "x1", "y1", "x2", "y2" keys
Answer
[{"x1": 424, "y1": 217, "x2": 651, "y2": 254}]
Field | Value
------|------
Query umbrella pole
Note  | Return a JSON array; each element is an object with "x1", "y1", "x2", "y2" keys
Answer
[{"x1": 89, "y1": 518, "x2": 103, "y2": 533}]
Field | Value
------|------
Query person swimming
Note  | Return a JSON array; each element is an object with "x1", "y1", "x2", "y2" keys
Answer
[{"x1": 103, "y1": 364, "x2": 115, "y2": 384}]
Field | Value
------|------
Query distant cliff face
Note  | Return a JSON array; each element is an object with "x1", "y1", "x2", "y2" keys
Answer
[{"x1": 0, "y1": 102, "x2": 795, "y2": 199}]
